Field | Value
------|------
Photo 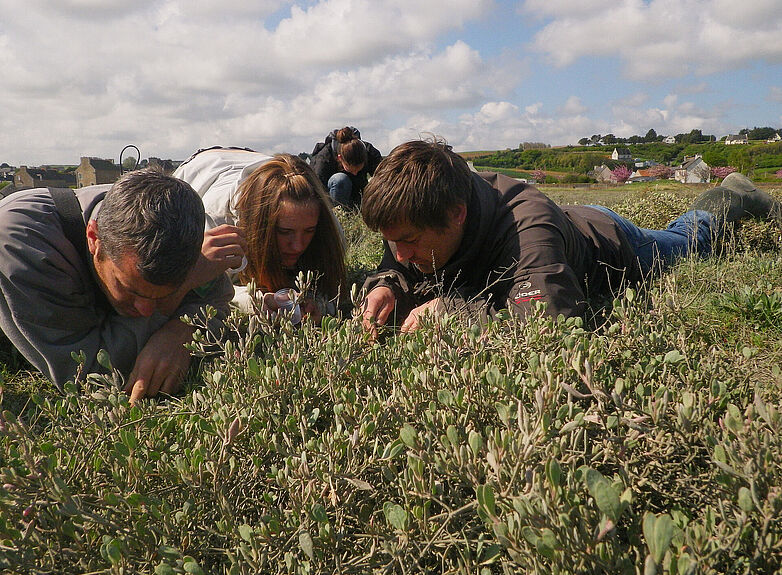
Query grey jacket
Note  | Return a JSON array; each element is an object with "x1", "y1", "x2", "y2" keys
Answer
[{"x1": 0, "y1": 185, "x2": 233, "y2": 389}]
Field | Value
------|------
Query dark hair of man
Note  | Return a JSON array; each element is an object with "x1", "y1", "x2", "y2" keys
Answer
[
  {"x1": 361, "y1": 138, "x2": 472, "y2": 231},
  {"x1": 335, "y1": 126, "x2": 368, "y2": 168},
  {"x1": 96, "y1": 168, "x2": 205, "y2": 286}
]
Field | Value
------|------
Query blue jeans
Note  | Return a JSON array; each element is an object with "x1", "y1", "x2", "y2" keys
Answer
[
  {"x1": 328, "y1": 172, "x2": 354, "y2": 208},
  {"x1": 590, "y1": 206, "x2": 720, "y2": 276}
]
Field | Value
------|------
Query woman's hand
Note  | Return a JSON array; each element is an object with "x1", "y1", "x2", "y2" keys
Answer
[
  {"x1": 300, "y1": 298, "x2": 323, "y2": 325},
  {"x1": 187, "y1": 225, "x2": 248, "y2": 288},
  {"x1": 202, "y1": 224, "x2": 247, "y2": 273}
]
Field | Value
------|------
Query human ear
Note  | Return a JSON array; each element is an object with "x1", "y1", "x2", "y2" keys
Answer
[
  {"x1": 450, "y1": 203, "x2": 467, "y2": 226},
  {"x1": 86, "y1": 220, "x2": 100, "y2": 255}
]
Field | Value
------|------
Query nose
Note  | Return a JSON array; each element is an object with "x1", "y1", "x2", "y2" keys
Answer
[
  {"x1": 134, "y1": 297, "x2": 157, "y2": 317},
  {"x1": 288, "y1": 233, "x2": 306, "y2": 254},
  {"x1": 394, "y1": 242, "x2": 412, "y2": 263}
]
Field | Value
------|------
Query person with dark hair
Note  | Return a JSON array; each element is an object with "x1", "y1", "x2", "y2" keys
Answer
[
  {"x1": 360, "y1": 139, "x2": 781, "y2": 334},
  {"x1": 0, "y1": 169, "x2": 235, "y2": 401},
  {"x1": 310, "y1": 126, "x2": 382, "y2": 209},
  {"x1": 174, "y1": 147, "x2": 347, "y2": 320}
]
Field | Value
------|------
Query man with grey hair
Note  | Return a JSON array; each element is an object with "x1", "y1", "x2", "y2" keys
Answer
[{"x1": 0, "y1": 169, "x2": 241, "y2": 402}]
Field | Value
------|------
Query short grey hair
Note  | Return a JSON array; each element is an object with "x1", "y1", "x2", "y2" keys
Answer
[{"x1": 96, "y1": 168, "x2": 205, "y2": 286}]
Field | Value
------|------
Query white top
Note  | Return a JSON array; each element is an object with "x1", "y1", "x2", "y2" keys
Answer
[
  {"x1": 173, "y1": 147, "x2": 274, "y2": 229},
  {"x1": 174, "y1": 148, "x2": 274, "y2": 312}
]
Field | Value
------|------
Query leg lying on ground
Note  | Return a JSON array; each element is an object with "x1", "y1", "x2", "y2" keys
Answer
[{"x1": 690, "y1": 173, "x2": 782, "y2": 224}]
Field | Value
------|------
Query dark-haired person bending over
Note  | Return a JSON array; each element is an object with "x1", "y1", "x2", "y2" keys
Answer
[
  {"x1": 360, "y1": 139, "x2": 780, "y2": 333},
  {"x1": 310, "y1": 126, "x2": 382, "y2": 209}
]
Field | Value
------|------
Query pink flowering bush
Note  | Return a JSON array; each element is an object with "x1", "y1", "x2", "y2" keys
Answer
[
  {"x1": 711, "y1": 166, "x2": 736, "y2": 180},
  {"x1": 611, "y1": 164, "x2": 632, "y2": 183},
  {"x1": 646, "y1": 164, "x2": 673, "y2": 179}
]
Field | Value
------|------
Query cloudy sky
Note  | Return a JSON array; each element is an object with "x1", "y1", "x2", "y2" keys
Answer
[{"x1": 1, "y1": 0, "x2": 782, "y2": 166}]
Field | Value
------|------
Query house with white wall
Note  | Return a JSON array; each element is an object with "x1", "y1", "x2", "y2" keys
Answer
[
  {"x1": 674, "y1": 155, "x2": 710, "y2": 183},
  {"x1": 611, "y1": 147, "x2": 632, "y2": 161},
  {"x1": 725, "y1": 134, "x2": 748, "y2": 145},
  {"x1": 591, "y1": 165, "x2": 616, "y2": 183}
]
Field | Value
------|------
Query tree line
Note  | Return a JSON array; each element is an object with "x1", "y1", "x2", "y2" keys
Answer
[{"x1": 578, "y1": 126, "x2": 780, "y2": 146}]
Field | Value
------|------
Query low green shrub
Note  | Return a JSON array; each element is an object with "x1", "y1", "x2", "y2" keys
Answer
[{"x1": 1, "y1": 188, "x2": 781, "y2": 574}]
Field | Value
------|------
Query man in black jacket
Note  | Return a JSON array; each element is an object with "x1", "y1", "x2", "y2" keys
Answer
[{"x1": 360, "y1": 139, "x2": 780, "y2": 333}]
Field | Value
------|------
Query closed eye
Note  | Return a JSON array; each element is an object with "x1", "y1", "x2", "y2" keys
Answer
[{"x1": 396, "y1": 237, "x2": 419, "y2": 247}]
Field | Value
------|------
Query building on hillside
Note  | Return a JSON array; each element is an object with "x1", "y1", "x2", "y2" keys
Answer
[
  {"x1": 725, "y1": 134, "x2": 748, "y2": 145},
  {"x1": 674, "y1": 155, "x2": 710, "y2": 184},
  {"x1": 76, "y1": 157, "x2": 121, "y2": 188},
  {"x1": 634, "y1": 158, "x2": 657, "y2": 169},
  {"x1": 591, "y1": 165, "x2": 616, "y2": 184},
  {"x1": 13, "y1": 166, "x2": 75, "y2": 190},
  {"x1": 663, "y1": 135, "x2": 676, "y2": 144},
  {"x1": 767, "y1": 132, "x2": 781, "y2": 143},
  {"x1": 611, "y1": 147, "x2": 632, "y2": 161},
  {"x1": 628, "y1": 168, "x2": 657, "y2": 183}
]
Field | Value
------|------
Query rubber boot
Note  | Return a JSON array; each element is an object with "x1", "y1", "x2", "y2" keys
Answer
[{"x1": 690, "y1": 173, "x2": 782, "y2": 224}]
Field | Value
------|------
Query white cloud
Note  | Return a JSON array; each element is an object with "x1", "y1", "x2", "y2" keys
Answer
[
  {"x1": 605, "y1": 95, "x2": 733, "y2": 141},
  {"x1": 520, "y1": 0, "x2": 615, "y2": 20},
  {"x1": 622, "y1": 92, "x2": 648, "y2": 108},
  {"x1": 272, "y1": 0, "x2": 492, "y2": 66},
  {"x1": 0, "y1": 0, "x2": 778, "y2": 165},
  {"x1": 0, "y1": 0, "x2": 500, "y2": 164},
  {"x1": 560, "y1": 96, "x2": 586, "y2": 115},
  {"x1": 24, "y1": 0, "x2": 159, "y2": 18},
  {"x1": 523, "y1": 0, "x2": 782, "y2": 79},
  {"x1": 394, "y1": 99, "x2": 600, "y2": 151},
  {"x1": 663, "y1": 94, "x2": 678, "y2": 108},
  {"x1": 475, "y1": 101, "x2": 520, "y2": 123}
]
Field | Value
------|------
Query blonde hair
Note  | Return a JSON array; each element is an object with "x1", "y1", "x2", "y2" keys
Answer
[{"x1": 235, "y1": 154, "x2": 346, "y2": 298}]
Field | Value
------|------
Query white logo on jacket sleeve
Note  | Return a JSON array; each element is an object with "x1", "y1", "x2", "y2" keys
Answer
[{"x1": 513, "y1": 282, "x2": 542, "y2": 304}]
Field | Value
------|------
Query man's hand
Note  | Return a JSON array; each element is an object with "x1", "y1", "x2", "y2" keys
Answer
[
  {"x1": 400, "y1": 298, "x2": 441, "y2": 333},
  {"x1": 124, "y1": 319, "x2": 194, "y2": 404},
  {"x1": 361, "y1": 286, "x2": 396, "y2": 337}
]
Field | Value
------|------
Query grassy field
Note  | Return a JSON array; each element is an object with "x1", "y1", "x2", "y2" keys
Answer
[{"x1": 1, "y1": 183, "x2": 782, "y2": 574}]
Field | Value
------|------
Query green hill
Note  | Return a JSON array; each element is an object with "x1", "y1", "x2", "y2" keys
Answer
[{"x1": 465, "y1": 141, "x2": 782, "y2": 181}]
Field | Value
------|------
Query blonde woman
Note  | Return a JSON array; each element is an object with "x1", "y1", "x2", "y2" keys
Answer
[{"x1": 174, "y1": 147, "x2": 346, "y2": 320}]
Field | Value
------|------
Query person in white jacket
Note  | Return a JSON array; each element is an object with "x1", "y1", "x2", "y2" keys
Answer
[{"x1": 173, "y1": 147, "x2": 347, "y2": 320}]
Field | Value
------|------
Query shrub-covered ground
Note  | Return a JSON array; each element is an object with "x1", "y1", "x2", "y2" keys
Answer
[{"x1": 1, "y1": 184, "x2": 781, "y2": 574}]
